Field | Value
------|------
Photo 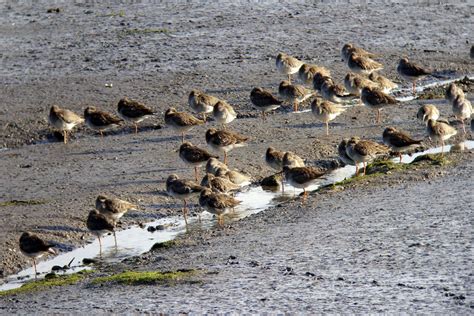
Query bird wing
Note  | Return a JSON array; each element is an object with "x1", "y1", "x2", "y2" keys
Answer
[
  {"x1": 57, "y1": 109, "x2": 84, "y2": 124},
  {"x1": 389, "y1": 132, "x2": 421, "y2": 147},
  {"x1": 251, "y1": 89, "x2": 282, "y2": 107},
  {"x1": 290, "y1": 167, "x2": 325, "y2": 184},
  {"x1": 119, "y1": 99, "x2": 154, "y2": 118},
  {"x1": 91, "y1": 111, "x2": 122, "y2": 126},
  {"x1": 20, "y1": 235, "x2": 53, "y2": 253},
  {"x1": 171, "y1": 113, "x2": 204, "y2": 126},
  {"x1": 401, "y1": 62, "x2": 431, "y2": 76}
]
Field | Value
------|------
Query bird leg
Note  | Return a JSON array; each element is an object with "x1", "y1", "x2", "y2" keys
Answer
[
  {"x1": 355, "y1": 164, "x2": 359, "y2": 176},
  {"x1": 302, "y1": 189, "x2": 308, "y2": 204},
  {"x1": 113, "y1": 231, "x2": 117, "y2": 248},
  {"x1": 98, "y1": 235, "x2": 102, "y2": 257},
  {"x1": 183, "y1": 199, "x2": 188, "y2": 226},
  {"x1": 325, "y1": 121, "x2": 329, "y2": 136},
  {"x1": 441, "y1": 141, "x2": 445, "y2": 156},
  {"x1": 262, "y1": 111, "x2": 266, "y2": 121},
  {"x1": 134, "y1": 123, "x2": 138, "y2": 134},
  {"x1": 461, "y1": 119, "x2": 466, "y2": 134},
  {"x1": 293, "y1": 101, "x2": 298, "y2": 112},
  {"x1": 363, "y1": 162, "x2": 367, "y2": 175},
  {"x1": 412, "y1": 81, "x2": 416, "y2": 95},
  {"x1": 224, "y1": 152, "x2": 228, "y2": 165},
  {"x1": 33, "y1": 258, "x2": 38, "y2": 279},
  {"x1": 194, "y1": 166, "x2": 199, "y2": 182},
  {"x1": 288, "y1": 74, "x2": 291, "y2": 84},
  {"x1": 63, "y1": 130, "x2": 68, "y2": 144},
  {"x1": 376, "y1": 109, "x2": 381, "y2": 124},
  {"x1": 99, "y1": 130, "x2": 104, "y2": 137},
  {"x1": 399, "y1": 153, "x2": 403, "y2": 163},
  {"x1": 181, "y1": 132, "x2": 185, "y2": 143}
]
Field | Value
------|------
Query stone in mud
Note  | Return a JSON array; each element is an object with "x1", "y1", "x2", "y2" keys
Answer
[
  {"x1": 82, "y1": 258, "x2": 98, "y2": 265},
  {"x1": 260, "y1": 174, "x2": 282, "y2": 189}
]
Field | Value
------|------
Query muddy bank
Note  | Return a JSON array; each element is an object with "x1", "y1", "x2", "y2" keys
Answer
[
  {"x1": 1, "y1": 153, "x2": 472, "y2": 313},
  {"x1": 0, "y1": 0, "x2": 473, "y2": 311}
]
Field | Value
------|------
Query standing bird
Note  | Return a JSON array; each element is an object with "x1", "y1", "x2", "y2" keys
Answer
[
  {"x1": 49, "y1": 105, "x2": 84, "y2": 144},
  {"x1": 164, "y1": 107, "x2": 204, "y2": 143},
  {"x1": 344, "y1": 72, "x2": 378, "y2": 105},
  {"x1": 265, "y1": 147, "x2": 286, "y2": 171},
  {"x1": 426, "y1": 119, "x2": 457, "y2": 154},
  {"x1": 201, "y1": 173, "x2": 240, "y2": 193},
  {"x1": 206, "y1": 157, "x2": 228, "y2": 175},
  {"x1": 213, "y1": 100, "x2": 237, "y2": 129},
  {"x1": 337, "y1": 139, "x2": 356, "y2": 167},
  {"x1": 298, "y1": 64, "x2": 331, "y2": 85},
  {"x1": 95, "y1": 195, "x2": 138, "y2": 247},
  {"x1": 282, "y1": 151, "x2": 305, "y2": 169},
  {"x1": 417, "y1": 104, "x2": 440, "y2": 125},
  {"x1": 368, "y1": 73, "x2": 398, "y2": 94},
  {"x1": 282, "y1": 166, "x2": 326, "y2": 202},
  {"x1": 205, "y1": 128, "x2": 249, "y2": 165},
  {"x1": 382, "y1": 127, "x2": 422, "y2": 162},
  {"x1": 117, "y1": 97, "x2": 155, "y2": 134},
  {"x1": 341, "y1": 43, "x2": 378, "y2": 62},
  {"x1": 312, "y1": 72, "x2": 330, "y2": 92},
  {"x1": 311, "y1": 97, "x2": 346, "y2": 136},
  {"x1": 361, "y1": 86, "x2": 398, "y2": 124},
  {"x1": 199, "y1": 188, "x2": 241, "y2": 227},
  {"x1": 250, "y1": 87, "x2": 282, "y2": 120},
  {"x1": 188, "y1": 90, "x2": 220, "y2": 121},
  {"x1": 452, "y1": 95, "x2": 473, "y2": 134},
  {"x1": 278, "y1": 80, "x2": 314, "y2": 112},
  {"x1": 276, "y1": 52, "x2": 304, "y2": 84},
  {"x1": 166, "y1": 174, "x2": 204, "y2": 226},
  {"x1": 179, "y1": 142, "x2": 218, "y2": 181},
  {"x1": 347, "y1": 52, "x2": 383, "y2": 75},
  {"x1": 320, "y1": 77, "x2": 355, "y2": 103},
  {"x1": 215, "y1": 168, "x2": 251, "y2": 185},
  {"x1": 19, "y1": 232, "x2": 56, "y2": 279},
  {"x1": 445, "y1": 83, "x2": 464, "y2": 104},
  {"x1": 84, "y1": 106, "x2": 123, "y2": 137},
  {"x1": 345, "y1": 137, "x2": 390, "y2": 176},
  {"x1": 397, "y1": 58, "x2": 431, "y2": 95},
  {"x1": 86, "y1": 210, "x2": 115, "y2": 256}
]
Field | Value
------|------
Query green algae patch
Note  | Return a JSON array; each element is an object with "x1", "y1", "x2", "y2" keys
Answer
[
  {"x1": 92, "y1": 269, "x2": 199, "y2": 286},
  {"x1": 150, "y1": 240, "x2": 178, "y2": 251},
  {"x1": 0, "y1": 199, "x2": 47, "y2": 207},
  {"x1": 0, "y1": 270, "x2": 92, "y2": 297},
  {"x1": 411, "y1": 153, "x2": 450, "y2": 166}
]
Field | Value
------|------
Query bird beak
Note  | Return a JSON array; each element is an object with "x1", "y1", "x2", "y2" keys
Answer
[{"x1": 48, "y1": 248, "x2": 57, "y2": 255}]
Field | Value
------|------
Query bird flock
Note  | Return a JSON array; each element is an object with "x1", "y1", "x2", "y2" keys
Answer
[{"x1": 19, "y1": 43, "x2": 473, "y2": 279}]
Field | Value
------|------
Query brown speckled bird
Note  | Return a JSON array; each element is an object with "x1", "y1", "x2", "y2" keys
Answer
[
  {"x1": 382, "y1": 127, "x2": 422, "y2": 162},
  {"x1": 347, "y1": 52, "x2": 383, "y2": 75},
  {"x1": 426, "y1": 119, "x2": 457, "y2": 154},
  {"x1": 417, "y1": 104, "x2": 440, "y2": 125},
  {"x1": 452, "y1": 95, "x2": 472, "y2": 134},
  {"x1": 298, "y1": 63, "x2": 331, "y2": 85},
  {"x1": 368, "y1": 73, "x2": 398, "y2": 94},
  {"x1": 250, "y1": 87, "x2": 282, "y2": 120},
  {"x1": 179, "y1": 142, "x2": 218, "y2": 181},
  {"x1": 188, "y1": 89, "x2": 220, "y2": 121},
  {"x1": 19, "y1": 232, "x2": 56, "y2": 279},
  {"x1": 49, "y1": 105, "x2": 84, "y2": 144},
  {"x1": 361, "y1": 86, "x2": 398, "y2": 124},
  {"x1": 341, "y1": 43, "x2": 378, "y2": 62},
  {"x1": 199, "y1": 188, "x2": 241, "y2": 227},
  {"x1": 345, "y1": 137, "x2": 389, "y2": 176},
  {"x1": 205, "y1": 128, "x2": 249, "y2": 165},
  {"x1": 86, "y1": 210, "x2": 115, "y2": 255},
  {"x1": 397, "y1": 58, "x2": 431, "y2": 95},
  {"x1": 84, "y1": 106, "x2": 123, "y2": 137},
  {"x1": 282, "y1": 166, "x2": 326, "y2": 203},
  {"x1": 276, "y1": 52, "x2": 304, "y2": 84},
  {"x1": 165, "y1": 107, "x2": 204, "y2": 143},
  {"x1": 279, "y1": 80, "x2": 314, "y2": 112},
  {"x1": 166, "y1": 174, "x2": 204, "y2": 226},
  {"x1": 117, "y1": 97, "x2": 155, "y2": 133},
  {"x1": 311, "y1": 97, "x2": 346, "y2": 135}
]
